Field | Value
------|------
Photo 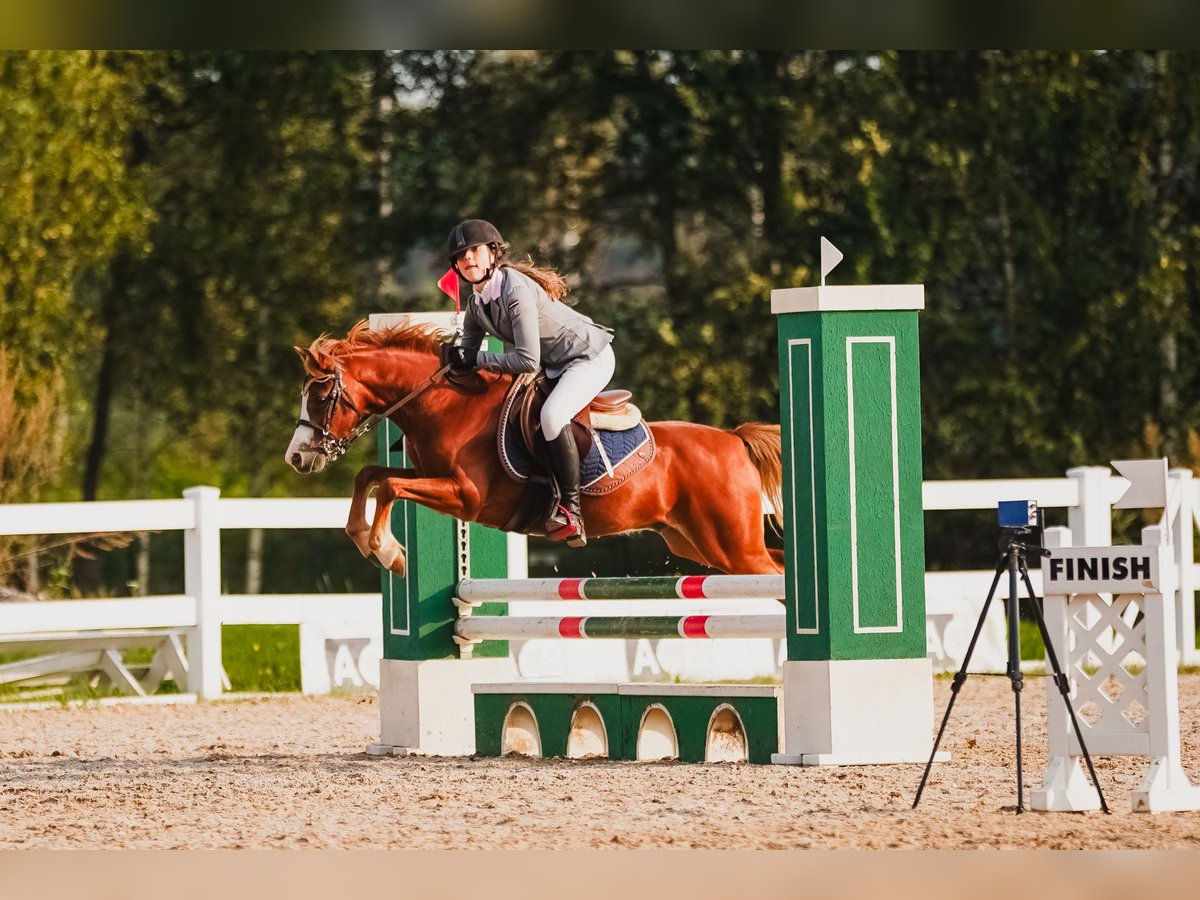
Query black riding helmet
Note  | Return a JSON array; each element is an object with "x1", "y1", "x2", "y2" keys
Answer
[
  {"x1": 447, "y1": 219, "x2": 507, "y2": 284},
  {"x1": 447, "y1": 219, "x2": 507, "y2": 260}
]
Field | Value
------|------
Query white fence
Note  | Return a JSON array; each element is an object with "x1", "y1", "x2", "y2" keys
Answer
[
  {"x1": 921, "y1": 465, "x2": 1199, "y2": 671},
  {"x1": 0, "y1": 487, "x2": 381, "y2": 699},
  {"x1": 1, "y1": 465, "x2": 1198, "y2": 700}
]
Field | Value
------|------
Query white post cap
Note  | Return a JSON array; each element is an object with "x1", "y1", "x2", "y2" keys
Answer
[{"x1": 771, "y1": 284, "x2": 925, "y2": 314}]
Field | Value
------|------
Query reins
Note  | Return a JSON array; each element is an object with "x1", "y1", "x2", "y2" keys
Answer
[{"x1": 297, "y1": 361, "x2": 453, "y2": 462}]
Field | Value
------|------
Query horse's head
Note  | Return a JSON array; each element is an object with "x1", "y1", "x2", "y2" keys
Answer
[
  {"x1": 286, "y1": 320, "x2": 459, "y2": 474},
  {"x1": 285, "y1": 344, "x2": 370, "y2": 474}
]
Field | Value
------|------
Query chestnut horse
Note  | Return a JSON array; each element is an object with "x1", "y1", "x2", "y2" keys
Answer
[{"x1": 284, "y1": 321, "x2": 784, "y2": 576}]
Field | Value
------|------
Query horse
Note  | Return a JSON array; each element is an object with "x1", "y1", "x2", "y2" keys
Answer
[{"x1": 284, "y1": 320, "x2": 784, "y2": 576}]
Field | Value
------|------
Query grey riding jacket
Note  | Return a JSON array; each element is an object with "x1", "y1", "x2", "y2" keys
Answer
[{"x1": 460, "y1": 266, "x2": 614, "y2": 377}]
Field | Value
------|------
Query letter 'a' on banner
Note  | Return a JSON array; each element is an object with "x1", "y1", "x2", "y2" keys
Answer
[{"x1": 1112, "y1": 458, "x2": 1168, "y2": 510}]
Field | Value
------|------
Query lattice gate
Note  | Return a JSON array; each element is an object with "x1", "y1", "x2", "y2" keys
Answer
[{"x1": 1034, "y1": 526, "x2": 1200, "y2": 812}]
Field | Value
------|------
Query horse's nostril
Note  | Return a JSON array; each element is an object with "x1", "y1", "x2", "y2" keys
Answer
[{"x1": 291, "y1": 453, "x2": 303, "y2": 468}]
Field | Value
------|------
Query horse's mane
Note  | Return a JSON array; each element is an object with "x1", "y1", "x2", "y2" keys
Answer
[{"x1": 306, "y1": 319, "x2": 449, "y2": 362}]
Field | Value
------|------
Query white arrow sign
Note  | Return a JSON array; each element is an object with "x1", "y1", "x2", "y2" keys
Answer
[
  {"x1": 1112, "y1": 458, "x2": 1168, "y2": 510},
  {"x1": 820, "y1": 236, "x2": 843, "y2": 285}
]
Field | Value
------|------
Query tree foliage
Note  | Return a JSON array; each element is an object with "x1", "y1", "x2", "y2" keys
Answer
[
  {"x1": 0, "y1": 51, "x2": 156, "y2": 372},
  {"x1": 5, "y1": 50, "x2": 1200, "y2": 557}
]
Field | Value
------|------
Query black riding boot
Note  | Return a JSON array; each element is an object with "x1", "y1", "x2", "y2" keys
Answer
[{"x1": 545, "y1": 426, "x2": 586, "y2": 547}]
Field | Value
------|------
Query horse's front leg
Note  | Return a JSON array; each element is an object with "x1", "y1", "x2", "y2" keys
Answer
[
  {"x1": 368, "y1": 474, "x2": 473, "y2": 576},
  {"x1": 346, "y1": 465, "x2": 414, "y2": 561}
]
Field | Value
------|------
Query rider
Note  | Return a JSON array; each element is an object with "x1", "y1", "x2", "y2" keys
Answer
[{"x1": 445, "y1": 219, "x2": 615, "y2": 547}]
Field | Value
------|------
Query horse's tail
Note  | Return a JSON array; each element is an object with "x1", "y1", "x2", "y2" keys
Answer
[{"x1": 732, "y1": 423, "x2": 783, "y2": 532}]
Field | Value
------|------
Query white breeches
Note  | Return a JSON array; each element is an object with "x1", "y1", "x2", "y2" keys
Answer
[{"x1": 540, "y1": 345, "x2": 616, "y2": 439}]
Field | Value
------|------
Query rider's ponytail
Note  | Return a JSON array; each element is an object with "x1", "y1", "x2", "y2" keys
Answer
[{"x1": 503, "y1": 257, "x2": 569, "y2": 301}]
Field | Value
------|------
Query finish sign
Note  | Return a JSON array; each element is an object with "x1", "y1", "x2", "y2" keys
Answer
[{"x1": 1043, "y1": 545, "x2": 1162, "y2": 594}]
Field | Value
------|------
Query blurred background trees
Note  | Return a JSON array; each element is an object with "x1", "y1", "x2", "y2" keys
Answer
[{"x1": 3, "y1": 50, "x2": 1200, "y2": 592}]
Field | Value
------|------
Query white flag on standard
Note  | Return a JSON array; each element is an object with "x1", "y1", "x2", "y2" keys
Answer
[
  {"x1": 1112, "y1": 457, "x2": 1168, "y2": 510},
  {"x1": 820, "y1": 236, "x2": 843, "y2": 285}
]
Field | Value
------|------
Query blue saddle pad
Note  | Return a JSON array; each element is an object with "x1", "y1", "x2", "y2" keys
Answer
[{"x1": 503, "y1": 418, "x2": 651, "y2": 490}]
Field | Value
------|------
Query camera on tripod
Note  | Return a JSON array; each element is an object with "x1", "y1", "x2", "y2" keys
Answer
[
  {"x1": 997, "y1": 499, "x2": 1044, "y2": 553},
  {"x1": 914, "y1": 495, "x2": 1108, "y2": 814}
]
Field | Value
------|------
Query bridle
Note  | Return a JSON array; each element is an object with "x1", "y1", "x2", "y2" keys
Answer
[{"x1": 296, "y1": 361, "x2": 452, "y2": 462}]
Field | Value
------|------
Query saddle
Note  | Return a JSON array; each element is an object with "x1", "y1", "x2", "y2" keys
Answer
[{"x1": 497, "y1": 372, "x2": 656, "y2": 534}]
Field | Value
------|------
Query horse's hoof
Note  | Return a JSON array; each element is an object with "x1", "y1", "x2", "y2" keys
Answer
[{"x1": 374, "y1": 540, "x2": 407, "y2": 576}]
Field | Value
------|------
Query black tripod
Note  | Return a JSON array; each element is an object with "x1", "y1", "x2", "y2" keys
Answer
[{"x1": 912, "y1": 539, "x2": 1109, "y2": 814}]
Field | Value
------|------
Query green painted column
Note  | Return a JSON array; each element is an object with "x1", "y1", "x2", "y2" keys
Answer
[
  {"x1": 379, "y1": 422, "x2": 511, "y2": 662},
  {"x1": 771, "y1": 282, "x2": 936, "y2": 766},
  {"x1": 774, "y1": 285, "x2": 927, "y2": 662},
  {"x1": 377, "y1": 417, "x2": 509, "y2": 661}
]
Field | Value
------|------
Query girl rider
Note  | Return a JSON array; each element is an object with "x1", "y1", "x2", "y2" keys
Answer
[{"x1": 445, "y1": 219, "x2": 615, "y2": 547}]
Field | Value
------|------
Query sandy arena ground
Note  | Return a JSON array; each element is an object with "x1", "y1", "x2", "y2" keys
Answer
[{"x1": 2, "y1": 675, "x2": 1200, "y2": 850}]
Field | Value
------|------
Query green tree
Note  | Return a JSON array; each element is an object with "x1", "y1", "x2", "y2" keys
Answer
[
  {"x1": 0, "y1": 51, "x2": 156, "y2": 504},
  {"x1": 848, "y1": 51, "x2": 1200, "y2": 479},
  {"x1": 85, "y1": 52, "x2": 377, "y2": 504}
]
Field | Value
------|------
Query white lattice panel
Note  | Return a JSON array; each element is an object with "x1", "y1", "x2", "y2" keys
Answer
[{"x1": 1063, "y1": 593, "x2": 1150, "y2": 756}]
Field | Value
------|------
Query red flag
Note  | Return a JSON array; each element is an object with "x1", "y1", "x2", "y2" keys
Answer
[{"x1": 437, "y1": 268, "x2": 460, "y2": 314}]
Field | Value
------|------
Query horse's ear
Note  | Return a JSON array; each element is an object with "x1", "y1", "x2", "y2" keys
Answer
[
  {"x1": 295, "y1": 345, "x2": 334, "y2": 378},
  {"x1": 294, "y1": 346, "x2": 317, "y2": 374}
]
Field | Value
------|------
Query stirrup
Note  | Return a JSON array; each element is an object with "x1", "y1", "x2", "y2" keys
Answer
[{"x1": 545, "y1": 504, "x2": 586, "y2": 547}]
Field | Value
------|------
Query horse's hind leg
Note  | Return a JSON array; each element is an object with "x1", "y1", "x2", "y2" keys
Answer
[
  {"x1": 658, "y1": 518, "x2": 782, "y2": 575},
  {"x1": 655, "y1": 526, "x2": 709, "y2": 571},
  {"x1": 666, "y1": 498, "x2": 783, "y2": 575}
]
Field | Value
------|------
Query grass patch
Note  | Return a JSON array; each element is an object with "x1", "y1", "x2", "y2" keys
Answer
[
  {"x1": 222, "y1": 624, "x2": 301, "y2": 693},
  {"x1": 0, "y1": 623, "x2": 301, "y2": 703},
  {"x1": 1020, "y1": 620, "x2": 1045, "y2": 660}
]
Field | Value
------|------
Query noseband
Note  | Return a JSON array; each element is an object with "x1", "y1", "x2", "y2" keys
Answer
[{"x1": 296, "y1": 362, "x2": 453, "y2": 462}]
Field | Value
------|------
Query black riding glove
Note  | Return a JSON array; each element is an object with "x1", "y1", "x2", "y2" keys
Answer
[{"x1": 446, "y1": 345, "x2": 477, "y2": 372}]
